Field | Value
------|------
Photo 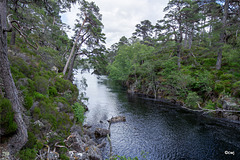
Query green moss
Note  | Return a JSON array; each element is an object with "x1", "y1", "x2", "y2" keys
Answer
[{"x1": 0, "y1": 98, "x2": 17, "y2": 135}]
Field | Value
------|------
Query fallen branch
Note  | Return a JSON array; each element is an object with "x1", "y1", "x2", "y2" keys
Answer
[
  {"x1": 181, "y1": 103, "x2": 240, "y2": 115},
  {"x1": 197, "y1": 103, "x2": 240, "y2": 113}
]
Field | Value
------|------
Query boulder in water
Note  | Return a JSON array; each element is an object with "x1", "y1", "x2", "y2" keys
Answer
[{"x1": 107, "y1": 116, "x2": 126, "y2": 123}]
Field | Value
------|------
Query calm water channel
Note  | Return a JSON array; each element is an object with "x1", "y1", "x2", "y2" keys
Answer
[{"x1": 74, "y1": 69, "x2": 240, "y2": 160}]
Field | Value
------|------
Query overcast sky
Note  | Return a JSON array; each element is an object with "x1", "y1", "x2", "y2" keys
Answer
[{"x1": 61, "y1": 0, "x2": 169, "y2": 48}]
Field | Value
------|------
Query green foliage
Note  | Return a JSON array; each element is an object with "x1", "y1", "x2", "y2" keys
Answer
[
  {"x1": 214, "y1": 80, "x2": 232, "y2": 93},
  {"x1": 34, "y1": 92, "x2": 46, "y2": 100},
  {"x1": 204, "y1": 100, "x2": 216, "y2": 110},
  {"x1": 9, "y1": 56, "x2": 33, "y2": 78},
  {"x1": 108, "y1": 42, "x2": 154, "y2": 81},
  {"x1": 232, "y1": 81, "x2": 240, "y2": 97},
  {"x1": 220, "y1": 74, "x2": 234, "y2": 80},
  {"x1": 59, "y1": 154, "x2": 70, "y2": 160},
  {"x1": 185, "y1": 92, "x2": 202, "y2": 108},
  {"x1": 202, "y1": 58, "x2": 216, "y2": 67},
  {"x1": 54, "y1": 77, "x2": 78, "y2": 104},
  {"x1": 49, "y1": 86, "x2": 58, "y2": 97},
  {"x1": 35, "y1": 76, "x2": 49, "y2": 94},
  {"x1": 10, "y1": 66, "x2": 26, "y2": 80},
  {"x1": 43, "y1": 113, "x2": 57, "y2": 129},
  {"x1": 24, "y1": 95, "x2": 33, "y2": 110},
  {"x1": 72, "y1": 102, "x2": 85, "y2": 125},
  {"x1": 0, "y1": 98, "x2": 17, "y2": 135},
  {"x1": 33, "y1": 106, "x2": 42, "y2": 119},
  {"x1": 55, "y1": 77, "x2": 72, "y2": 92},
  {"x1": 18, "y1": 148, "x2": 37, "y2": 160},
  {"x1": 25, "y1": 132, "x2": 37, "y2": 149}
]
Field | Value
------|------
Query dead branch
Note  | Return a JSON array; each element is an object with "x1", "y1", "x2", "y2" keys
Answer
[
  {"x1": 54, "y1": 142, "x2": 68, "y2": 152},
  {"x1": 6, "y1": 14, "x2": 38, "y2": 50},
  {"x1": 3, "y1": 14, "x2": 13, "y2": 32}
]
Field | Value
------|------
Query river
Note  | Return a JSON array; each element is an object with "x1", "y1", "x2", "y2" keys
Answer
[{"x1": 74, "y1": 69, "x2": 240, "y2": 160}]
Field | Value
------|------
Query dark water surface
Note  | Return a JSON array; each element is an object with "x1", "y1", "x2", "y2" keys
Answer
[{"x1": 74, "y1": 70, "x2": 240, "y2": 160}]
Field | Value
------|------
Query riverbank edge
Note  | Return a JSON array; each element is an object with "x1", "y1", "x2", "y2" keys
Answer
[{"x1": 127, "y1": 90, "x2": 240, "y2": 126}]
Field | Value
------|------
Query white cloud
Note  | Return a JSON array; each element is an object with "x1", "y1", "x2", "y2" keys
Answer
[{"x1": 61, "y1": 0, "x2": 169, "y2": 48}]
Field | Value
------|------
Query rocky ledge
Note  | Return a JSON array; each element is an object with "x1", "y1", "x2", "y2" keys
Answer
[{"x1": 34, "y1": 125, "x2": 107, "y2": 160}]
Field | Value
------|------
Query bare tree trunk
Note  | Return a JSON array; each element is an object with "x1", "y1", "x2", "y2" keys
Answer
[
  {"x1": 10, "y1": 0, "x2": 18, "y2": 46},
  {"x1": 62, "y1": 16, "x2": 87, "y2": 76},
  {"x1": 0, "y1": 0, "x2": 28, "y2": 157},
  {"x1": 67, "y1": 34, "x2": 90, "y2": 80},
  {"x1": 67, "y1": 53, "x2": 78, "y2": 80},
  {"x1": 177, "y1": 20, "x2": 183, "y2": 70},
  {"x1": 188, "y1": 27, "x2": 193, "y2": 49},
  {"x1": 177, "y1": 43, "x2": 181, "y2": 70},
  {"x1": 216, "y1": 0, "x2": 229, "y2": 70}
]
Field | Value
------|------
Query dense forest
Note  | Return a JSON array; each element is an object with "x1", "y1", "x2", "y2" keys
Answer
[
  {"x1": 106, "y1": 0, "x2": 240, "y2": 121},
  {"x1": 0, "y1": 0, "x2": 240, "y2": 159}
]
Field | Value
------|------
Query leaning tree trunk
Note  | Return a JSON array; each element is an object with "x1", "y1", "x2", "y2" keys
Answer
[
  {"x1": 67, "y1": 52, "x2": 78, "y2": 80},
  {"x1": 62, "y1": 16, "x2": 87, "y2": 76},
  {"x1": 216, "y1": 0, "x2": 229, "y2": 70},
  {"x1": 0, "y1": 0, "x2": 28, "y2": 157},
  {"x1": 67, "y1": 34, "x2": 90, "y2": 80}
]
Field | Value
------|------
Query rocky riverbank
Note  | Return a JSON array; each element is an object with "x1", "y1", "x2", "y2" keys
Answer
[{"x1": 27, "y1": 124, "x2": 107, "y2": 160}]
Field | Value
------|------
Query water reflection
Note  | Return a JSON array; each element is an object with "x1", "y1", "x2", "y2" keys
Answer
[{"x1": 74, "y1": 70, "x2": 240, "y2": 160}]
